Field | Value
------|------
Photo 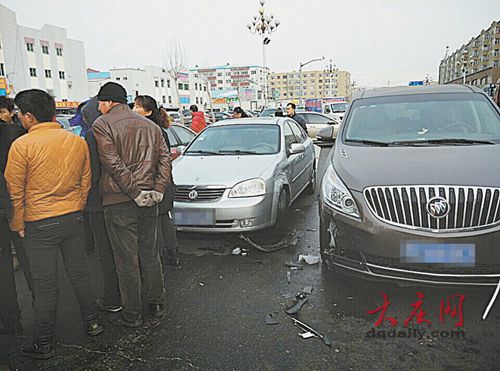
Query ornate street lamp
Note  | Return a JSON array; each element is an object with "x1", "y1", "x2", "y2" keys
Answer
[{"x1": 247, "y1": 0, "x2": 280, "y2": 107}]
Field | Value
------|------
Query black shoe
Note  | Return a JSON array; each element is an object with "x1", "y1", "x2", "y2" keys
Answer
[
  {"x1": 20, "y1": 343, "x2": 55, "y2": 360},
  {"x1": 109, "y1": 316, "x2": 143, "y2": 328},
  {"x1": 98, "y1": 302, "x2": 123, "y2": 313},
  {"x1": 149, "y1": 304, "x2": 165, "y2": 318},
  {"x1": 86, "y1": 321, "x2": 104, "y2": 336}
]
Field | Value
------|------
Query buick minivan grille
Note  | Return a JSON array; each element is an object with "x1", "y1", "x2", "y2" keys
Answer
[
  {"x1": 175, "y1": 186, "x2": 226, "y2": 202},
  {"x1": 364, "y1": 186, "x2": 500, "y2": 232}
]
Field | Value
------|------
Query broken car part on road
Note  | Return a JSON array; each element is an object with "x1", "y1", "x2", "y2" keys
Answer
[{"x1": 291, "y1": 318, "x2": 332, "y2": 347}]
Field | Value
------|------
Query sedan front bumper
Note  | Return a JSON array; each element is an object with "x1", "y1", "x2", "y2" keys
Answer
[{"x1": 174, "y1": 192, "x2": 275, "y2": 233}]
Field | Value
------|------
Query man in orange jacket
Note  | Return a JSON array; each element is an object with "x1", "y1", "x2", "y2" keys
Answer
[
  {"x1": 189, "y1": 104, "x2": 206, "y2": 133},
  {"x1": 5, "y1": 89, "x2": 102, "y2": 359}
]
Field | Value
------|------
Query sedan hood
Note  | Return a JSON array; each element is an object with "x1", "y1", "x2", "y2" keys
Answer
[
  {"x1": 333, "y1": 144, "x2": 500, "y2": 192},
  {"x1": 173, "y1": 154, "x2": 278, "y2": 186}
]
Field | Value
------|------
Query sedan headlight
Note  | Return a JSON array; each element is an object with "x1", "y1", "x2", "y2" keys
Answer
[
  {"x1": 322, "y1": 164, "x2": 360, "y2": 218},
  {"x1": 229, "y1": 178, "x2": 266, "y2": 198}
]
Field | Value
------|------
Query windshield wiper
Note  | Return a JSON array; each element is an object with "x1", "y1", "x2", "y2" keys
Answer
[
  {"x1": 345, "y1": 139, "x2": 389, "y2": 147},
  {"x1": 390, "y1": 139, "x2": 495, "y2": 146},
  {"x1": 185, "y1": 150, "x2": 220, "y2": 155},
  {"x1": 217, "y1": 150, "x2": 260, "y2": 155}
]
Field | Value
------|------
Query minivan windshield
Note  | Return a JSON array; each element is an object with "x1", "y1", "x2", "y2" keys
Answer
[
  {"x1": 330, "y1": 103, "x2": 347, "y2": 113},
  {"x1": 185, "y1": 124, "x2": 280, "y2": 155},
  {"x1": 344, "y1": 93, "x2": 500, "y2": 145}
]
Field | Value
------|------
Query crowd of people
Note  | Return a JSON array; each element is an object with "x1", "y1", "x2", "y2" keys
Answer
[{"x1": 0, "y1": 82, "x2": 177, "y2": 360}]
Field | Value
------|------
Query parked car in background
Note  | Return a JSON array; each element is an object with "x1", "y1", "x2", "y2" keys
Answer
[
  {"x1": 56, "y1": 114, "x2": 82, "y2": 136},
  {"x1": 172, "y1": 117, "x2": 316, "y2": 232},
  {"x1": 169, "y1": 111, "x2": 182, "y2": 124},
  {"x1": 319, "y1": 84, "x2": 500, "y2": 286},
  {"x1": 259, "y1": 108, "x2": 284, "y2": 117},
  {"x1": 293, "y1": 111, "x2": 341, "y2": 141},
  {"x1": 164, "y1": 124, "x2": 196, "y2": 160},
  {"x1": 213, "y1": 112, "x2": 232, "y2": 121}
]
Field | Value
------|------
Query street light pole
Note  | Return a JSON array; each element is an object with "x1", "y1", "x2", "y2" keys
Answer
[
  {"x1": 299, "y1": 56, "x2": 324, "y2": 106},
  {"x1": 247, "y1": 0, "x2": 280, "y2": 109}
]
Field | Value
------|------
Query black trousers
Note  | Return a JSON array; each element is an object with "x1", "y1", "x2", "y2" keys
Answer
[
  {"x1": 104, "y1": 202, "x2": 165, "y2": 322},
  {"x1": 24, "y1": 211, "x2": 99, "y2": 345},
  {"x1": 160, "y1": 211, "x2": 178, "y2": 264},
  {"x1": 10, "y1": 231, "x2": 34, "y2": 295},
  {"x1": 0, "y1": 216, "x2": 18, "y2": 333},
  {"x1": 87, "y1": 211, "x2": 121, "y2": 307}
]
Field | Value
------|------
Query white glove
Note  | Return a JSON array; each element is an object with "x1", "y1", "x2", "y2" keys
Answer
[
  {"x1": 134, "y1": 191, "x2": 154, "y2": 207},
  {"x1": 150, "y1": 191, "x2": 164, "y2": 204}
]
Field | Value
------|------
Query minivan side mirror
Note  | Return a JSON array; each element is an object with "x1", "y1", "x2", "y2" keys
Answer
[
  {"x1": 289, "y1": 143, "x2": 306, "y2": 155},
  {"x1": 317, "y1": 126, "x2": 335, "y2": 142}
]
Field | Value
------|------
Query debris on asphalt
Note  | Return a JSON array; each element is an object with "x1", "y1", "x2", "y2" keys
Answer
[
  {"x1": 265, "y1": 313, "x2": 280, "y2": 325},
  {"x1": 306, "y1": 228, "x2": 317, "y2": 232},
  {"x1": 287, "y1": 271, "x2": 291, "y2": 284},
  {"x1": 285, "y1": 292, "x2": 309, "y2": 315},
  {"x1": 232, "y1": 247, "x2": 242, "y2": 255},
  {"x1": 302, "y1": 286, "x2": 313, "y2": 295},
  {"x1": 347, "y1": 296, "x2": 354, "y2": 300},
  {"x1": 291, "y1": 318, "x2": 332, "y2": 347},
  {"x1": 285, "y1": 261, "x2": 303, "y2": 269},
  {"x1": 199, "y1": 283, "x2": 205, "y2": 286},
  {"x1": 298, "y1": 254, "x2": 321, "y2": 265},
  {"x1": 238, "y1": 230, "x2": 302, "y2": 253},
  {"x1": 241, "y1": 252, "x2": 248, "y2": 257}
]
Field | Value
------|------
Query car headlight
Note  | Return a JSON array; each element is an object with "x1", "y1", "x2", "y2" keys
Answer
[
  {"x1": 229, "y1": 178, "x2": 266, "y2": 198},
  {"x1": 322, "y1": 164, "x2": 360, "y2": 218}
]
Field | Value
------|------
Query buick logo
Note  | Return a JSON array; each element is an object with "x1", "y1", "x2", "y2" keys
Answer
[
  {"x1": 426, "y1": 197, "x2": 450, "y2": 219},
  {"x1": 188, "y1": 190, "x2": 198, "y2": 200}
]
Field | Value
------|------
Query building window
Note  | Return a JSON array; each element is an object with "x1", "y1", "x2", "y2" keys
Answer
[
  {"x1": 42, "y1": 45, "x2": 49, "y2": 54},
  {"x1": 178, "y1": 83, "x2": 183, "y2": 90},
  {"x1": 116, "y1": 77, "x2": 120, "y2": 81},
  {"x1": 58, "y1": 71, "x2": 65, "y2": 79},
  {"x1": 162, "y1": 95, "x2": 166, "y2": 104},
  {"x1": 167, "y1": 80, "x2": 171, "y2": 88},
  {"x1": 0, "y1": 63, "x2": 4, "y2": 77},
  {"x1": 168, "y1": 96, "x2": 172, "y2": 104},
  {"x1": 45, "y1": 69, "x2": 52, "y2": 78},
  {"x1": 26, "y1": 43, "x2": 34, "y2": 52},
  {"x1": 56, "y1": 48, "x2": 63, "y2": 56},
  {"x1": 29, "y1": 67, "x2": 37, "y2": 77},
  {"x1": 196, "y1": 97, "x2": 199, "y2": 104},
  {"x1": 155, "y1": 80, "x2": 159, "y2": 87},
  {"x1": 217, "y1": 80, "x2": 223, "y2": 84},
  {"x1": 184, "y1": 83, "x2": 189, "y2": 90},
  {"x1": 194, "y1": 83, "x2": 198, "y2": 90},
  {"x1": 217, "y1": 72, "x2": 222, "y2": 77},
  {"x1": 161, "y1": 78, "x2": 165, "y2": 87},
  {"x1": 204, "y1": 86, "x2": 207, "y2": 92}
]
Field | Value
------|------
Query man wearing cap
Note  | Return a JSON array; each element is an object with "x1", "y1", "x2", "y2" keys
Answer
[{"x1": 93, "y1": 82, "x2": 171, "y2": 327}]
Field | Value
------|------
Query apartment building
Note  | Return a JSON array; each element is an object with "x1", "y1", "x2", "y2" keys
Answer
[
  {"x1": 439, "y1": 20, "x2": 500, "y2": 89},
  {"x1": 0, "y1": 3, "x2": 88, "y2": 101},
  {"x1": 89, "y1": 65, "x2": 210, "y2": 111},
  {"x1": 269, "y1": 68, "x2": 352, "y2": 102}
]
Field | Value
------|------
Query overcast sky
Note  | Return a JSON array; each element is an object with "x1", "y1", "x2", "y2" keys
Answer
[{"x1": 3, "y1": 0, "x2": 500, "y2": 87}]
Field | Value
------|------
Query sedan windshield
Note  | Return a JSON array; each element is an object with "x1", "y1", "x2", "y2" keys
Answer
[
  {"x1": 185, "y1": 124, "x2": 280, "y2": 155},
  {"x1": 331, "y1": 103, "x2": 347, "y2": 113},
  {"x1": 344, "y1": 93, "x2": 500, "y2": 145}
]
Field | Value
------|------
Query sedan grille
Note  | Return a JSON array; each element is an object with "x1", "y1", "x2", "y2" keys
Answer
[
  {"x1": 175, "y1": 186, "x2": 226, "y2": 202},
  {"x1": 364, "y1": 186, "x2": 500, "y2": 232}
]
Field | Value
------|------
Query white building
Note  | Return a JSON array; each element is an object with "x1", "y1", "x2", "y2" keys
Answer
[
  {"x1": 90, "y1": 65, "x2": 210, "y2": 111},
  {"x1": 191, "y1": 64, "x2": 268, "y2": 110},
  {"x1": 0, "y1": 3, "x2": 88, "y2": 102}
]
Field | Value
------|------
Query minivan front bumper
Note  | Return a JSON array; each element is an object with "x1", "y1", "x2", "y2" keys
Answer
[{"x1": 319, "y1": 191, "x2": 500, "y2": 286}]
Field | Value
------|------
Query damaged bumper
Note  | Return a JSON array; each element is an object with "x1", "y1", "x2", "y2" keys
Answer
[{"x1": 319, "y1": 196, "x2": 500, "y2": 286}]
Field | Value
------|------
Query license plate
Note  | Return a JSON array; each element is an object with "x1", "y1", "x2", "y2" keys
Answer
[
  {"x1": 173, "y1": 209, "x2": 215, "y2": 226},
  {"x1": 400, "y1": 242, "x2": 475, "y2": 266}
]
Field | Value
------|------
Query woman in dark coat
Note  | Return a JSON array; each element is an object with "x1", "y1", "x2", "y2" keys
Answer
[{"x1": 134, "y1": 95, "x2": 178, "y2": 267}]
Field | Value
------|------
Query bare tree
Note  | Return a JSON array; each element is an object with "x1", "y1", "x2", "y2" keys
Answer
[{"x1": 164, "y1": 38, "x2": 188, "y2": 122}]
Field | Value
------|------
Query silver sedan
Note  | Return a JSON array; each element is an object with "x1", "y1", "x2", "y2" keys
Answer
[{"x1": 172, "y1": 117, "x2": 316, "y2": 233}]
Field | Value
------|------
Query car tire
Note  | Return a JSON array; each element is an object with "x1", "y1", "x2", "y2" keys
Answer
[
  {"x1": 306, "y1": 163, "x2": 316, "y2": 195},
  {"x1": 275, "y1": 188, "x2": 290, "y2": 229}
]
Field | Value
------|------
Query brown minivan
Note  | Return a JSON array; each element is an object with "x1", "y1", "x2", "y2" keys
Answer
[{"x1": 319, "y1": 85, "x2": 500, "y2": 286}]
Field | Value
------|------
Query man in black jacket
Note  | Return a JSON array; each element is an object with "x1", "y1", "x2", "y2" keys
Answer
[{"x1": 286, "y1": 102, "x2": 308, "y2": 134}]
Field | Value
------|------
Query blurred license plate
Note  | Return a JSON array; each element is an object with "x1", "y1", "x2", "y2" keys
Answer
[
  {"x1": 173, "y1": 209, "x2": 215, "y2": 226},
  {"x1": 400, "y1": 242, "x2": 475, "y2": 266}
]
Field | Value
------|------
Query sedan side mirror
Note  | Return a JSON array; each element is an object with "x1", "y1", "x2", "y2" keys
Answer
[
  {"x1": 289, "y1": 143, "x2": 306, "y2": 155},
  {"x1": 316, "y1": 126, "x2": 335, "y2": 142},
  {"x1": 177, "y1": 145, "x2": 187, "y2": 154}
]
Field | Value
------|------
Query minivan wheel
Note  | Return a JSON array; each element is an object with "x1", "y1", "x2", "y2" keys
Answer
[
  {"x1": 306, "y1": 164, "x2": 316, "y2": 195},
  {"x1": 275, "y1": 189, "x2": 290, "y2": 229}
]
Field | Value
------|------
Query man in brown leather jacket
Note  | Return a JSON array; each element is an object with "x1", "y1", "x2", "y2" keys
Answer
[{"x1": 93, "y1": 82, "x2": 171, "y2": 327}]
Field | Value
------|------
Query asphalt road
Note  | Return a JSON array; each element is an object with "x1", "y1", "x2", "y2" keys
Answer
[{"x1": 2, "y1": 146, "x2": 500, "y2": 370}]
